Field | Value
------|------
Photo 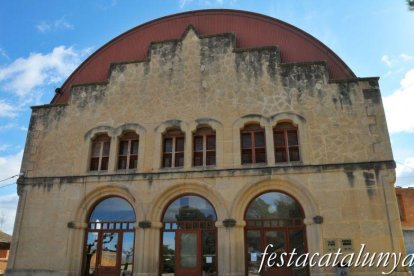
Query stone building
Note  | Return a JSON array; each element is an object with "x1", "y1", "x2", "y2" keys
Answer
[
  {"x1": 396, "y1": 187, "x2": 414, "y2": 275},
  {"x1": 6, "y1": 9, "x2": 407, "y2": 276},
  {"x1": 0, "y1": 230, "x2": 12, "y2": 275}
]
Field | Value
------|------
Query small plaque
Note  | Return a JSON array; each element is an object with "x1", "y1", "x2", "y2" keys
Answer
[
  {"x1": 325, "y1": 239, "x2": 337, "y2": 253},
  {"x1": 206, "y1": 256, "x2": 213, "y2": 264}
]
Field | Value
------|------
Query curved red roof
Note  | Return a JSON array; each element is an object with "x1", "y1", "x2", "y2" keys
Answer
[{"x1": 52, "y1": 9, "x2": 356, "y2": 104}]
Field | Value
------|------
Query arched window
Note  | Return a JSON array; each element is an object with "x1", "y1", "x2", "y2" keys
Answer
[
  {"x1": 193, "y1": 126, "x2": 216, "y2": 167},
  {"x1": 162, "y1": 128, "x2": 185, "y2": 168},
  {"x1": 90, "y1": 134, "x2": 111, "y2": 171},
  {"x1": 245, "y1": 192, "x2": 308, "y2": 276},
  {"x1": 83, "y1": 197, "x2": 136, "y2": 276},
  {"x1": 117, "y1": 131, "x2": 139, "y2": 170},
  {"x1": 241, "y1": 124, "x2": 266, "y2": 164},
  {"x1": 161, "y1": 195, "x2": 217, "y2": 276},
  {"x1": 274, "y1": 122, "x2": 300, "y2": 163}
]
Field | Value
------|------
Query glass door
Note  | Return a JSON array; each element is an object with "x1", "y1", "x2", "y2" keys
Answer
[
  {"x1": 262, "y1": 230, "x2": 289, "y2": 276},
  {"x1": 175, "y1": 230, "x2": 200, "y2": 276},
  {"x1": 97, "y1": 231, "x2": 120, "y2": 276}
]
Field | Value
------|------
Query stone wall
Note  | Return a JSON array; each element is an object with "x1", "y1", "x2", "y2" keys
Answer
[{"x1": 19, "y1": 27, "x2": 392, "y2": 178}]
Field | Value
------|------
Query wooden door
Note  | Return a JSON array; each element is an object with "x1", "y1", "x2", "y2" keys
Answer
[
  {"x1": 262, "y1": 229, "x2": 290, "y2": 276},
  {"x1": 96, "y1": 231, "x2": 121, "y2": 276},
  {"x1": 175, "y1": 230, "x2": 201, "y2": 276}
]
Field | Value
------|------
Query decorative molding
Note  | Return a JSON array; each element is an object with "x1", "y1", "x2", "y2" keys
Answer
[
  {"x1": 223, "y1": 218, "x2": 237, "y2": 228},
  {"x1": 313, "y1": 215, "x2": 324, "y2": 224},
  {"x1": 138, "y1": 220, "x2": 152, "y2": 229}
]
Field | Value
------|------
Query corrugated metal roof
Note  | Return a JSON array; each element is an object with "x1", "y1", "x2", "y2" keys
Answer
[{"x1": 52, "y1": 9, "x2": 356, "y2": 104}]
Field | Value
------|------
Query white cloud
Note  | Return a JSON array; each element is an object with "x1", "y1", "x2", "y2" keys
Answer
[
  {"x1": 96, "y1": 0, "x2": 119, "y2": 10},
  {"x1": 384, "y1": 68, "x2": 414, "y2": 133},
  {"x1": 400, "y1": 53, "x2": 413, "y2": 62},
  {"x1": 0, "y1": 123, "x2": 27, "y2": 132},
  {"x1": 381, "y1": 55, "x2": 394, "y2": 67},
  {"x1": 396, "y1": 157, "x2": 414, "y2": 188},
  {"x1": 0, "y1": 144, "x2": 10, "y2": 152},
  {"x1": 396, "y1": 157, "x2": 414, "y2": 177},
  {"x1": 0, "y1": 193, "x2": 18, "y2": 234},
  {"x1": 0, "y1": 46, "x2": 92, "y2": 98},
  {"x1": 36, "y1": 17, "x2": 74, "y2": 33},
  {"x1": 0, "y1": 100, "x2": 18, "y2": 118},
  {"x1": 0, "y1": 150, "x2": 23, "y2": 183},
  {"x1": 381, "y1": 53, "x2": 413, "y2": 68},
  {"x1": 0, "y1": 150, "x2": 22, "y2": 233},
  {"x1": 0, "y1": 48, "x2": 9, "y2": 60}
]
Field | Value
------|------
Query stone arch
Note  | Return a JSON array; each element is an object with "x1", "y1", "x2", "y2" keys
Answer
[
  {"x1": 232, "y1": 114, "x2": 270, "y2": 166},
  {"x1": 231, "y1": 177, "x2": 322, "y2": 258},
  {"x1": 147, "y1": 182, "x2": 228, "y2": 224},
  {"x1": 74, "y1": 184, "x2": 144, "y2": 224},
  {"x1": 233, "y1": 114, "x2": 268, "y2": 130},
  {"x1": 84, "y1": 125, "x2": 113, "y2": 141},
  {"x1": 270, "y1": 112, "x2": 309, "y2": 163},
  {"x1": 231, "y1": 177, "x2": 318, "y2": 221},
  {"x1": 113, "y1": 123, "x2": 146, "y2": 136},
  {"x1": 67, "y1": 184, "x2": 144, "y2": 275}
]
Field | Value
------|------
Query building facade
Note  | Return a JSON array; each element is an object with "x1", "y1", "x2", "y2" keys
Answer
[
  {"x1": 0, "y1": 231, "x2": 12, "y2": 275},
  {"x1": 7, "y1": 10, "x2": 408, "y2": 276},
  {"x1": 396, "y1": 187, "x2": 414, "y2": 275}
]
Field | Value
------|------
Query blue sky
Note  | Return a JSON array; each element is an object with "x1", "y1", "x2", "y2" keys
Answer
[{"x1": 0, "y1": 0, "x2": 414, "y2": 234}]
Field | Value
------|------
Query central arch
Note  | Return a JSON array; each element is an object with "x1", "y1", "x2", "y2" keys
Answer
[{"x1": 160, "y1": 194, "x2": 218, "y2": 276}]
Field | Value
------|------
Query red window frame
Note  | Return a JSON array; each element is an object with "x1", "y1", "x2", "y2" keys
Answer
[
  {"x1": 193, "y1": 127, "x2": 216, "y2": 167},
  {"x1": 240, "y1": 124, "x2": 266, "y2": 164},
  {"x1": 163, "y1": 129, "x2": 185, "y2": 168},
  {"x1": 90, "y1": 134, "x2": 111, "y2": 171},
  {"x1": 117, "y1": 131, "x2": 139, "y2": 170},
  {"x1": 274, "y1": 122, "x2": 300, "y2": 163}
]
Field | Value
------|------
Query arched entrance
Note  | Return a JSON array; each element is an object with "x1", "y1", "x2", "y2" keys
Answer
[
  {"x1": 82, "y1": 197, "x2": 136, "y2": 276},
  {"x1": 245, "y1": 191, "x2": 308, "y2": 276},
  {"x1": 160, "y1": 195, "x2": 217, "y2": 276}
]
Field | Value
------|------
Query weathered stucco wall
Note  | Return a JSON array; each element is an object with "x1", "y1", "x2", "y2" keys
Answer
[
  {"x1": 7, "y1": 27, "x2": 407, "y2": 276},
  {"x1": 20, "y1": 28, "x2": 392, "y2": 177}
]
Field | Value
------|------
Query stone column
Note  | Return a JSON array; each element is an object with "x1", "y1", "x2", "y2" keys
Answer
[
  {"x1": 108, "y1": 135, "x2": 118, "y2": 172},
  {"x1": 265, "y1": 124, "x2": 275, "y2": 165},
  {"x1": 184, "y1": 130, "x2": 192, "y2": 169},
  {"x1": 136, "y1": 222, "x2": 162, "y2": 276},
  {"x1": 218, "y1": 220, "x2": 245, "y2": 276}
]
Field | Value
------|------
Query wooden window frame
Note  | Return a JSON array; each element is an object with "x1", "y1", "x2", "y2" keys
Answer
[
  {"x1": 274, "y1": 122, "x2": 300, "y2": 163},
  {"x1": 117, "y1": 132, "x2": 139, "y2": 170},
  {"x1": 240, "y1": 124, "x2": 267, "y2": 164},
  {"x1": 193, "y1": 127, "x2": 216, "y2": 167},
  {"x1": 162, "y1": 129, "x2": 185, "y2": 168},
  {"x1": 90, "y1": 134, "x2": 111, "y2": 172}
]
